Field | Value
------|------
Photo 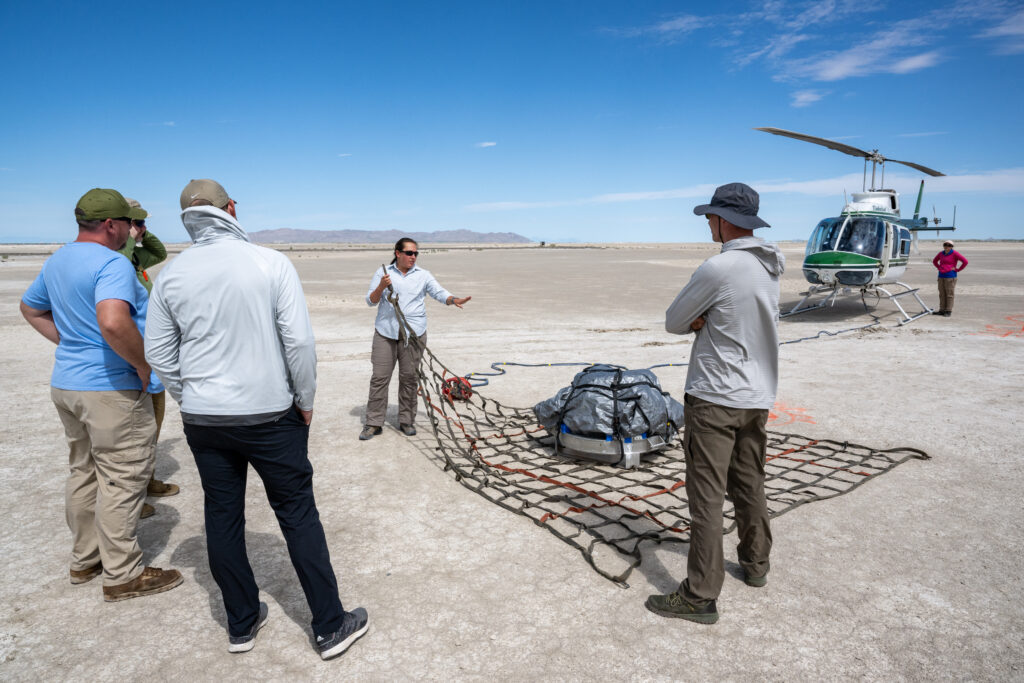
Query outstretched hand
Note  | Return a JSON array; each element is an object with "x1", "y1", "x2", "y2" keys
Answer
[{"x1": 451, "y1": 296, "x2": 471, "y2": 309}]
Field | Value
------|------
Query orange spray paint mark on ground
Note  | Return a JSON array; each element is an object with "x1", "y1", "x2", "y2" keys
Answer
[
  {"x1": 768, "y1": 401, "x2": 816, "y2": 427},
  {"x1": 971, "y1": 315, "x2": 1024, "y2": 338}
]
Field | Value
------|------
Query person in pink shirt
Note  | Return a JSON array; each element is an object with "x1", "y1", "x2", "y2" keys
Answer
[{"x1": 932, "y1": 240, "x2": 968, "y2": 317}]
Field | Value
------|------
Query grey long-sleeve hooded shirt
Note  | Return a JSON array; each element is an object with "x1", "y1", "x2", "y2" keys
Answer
[
  {"x1": 665, "y1": 236, "x2": 785, "y2": 410},
  {"x1": 145, "y1": 206, "x2": 316, "y2": 418}
]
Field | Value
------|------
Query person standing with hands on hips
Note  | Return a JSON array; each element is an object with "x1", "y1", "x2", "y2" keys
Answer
[
  {"x1": 359, "y1": 238, "x2": 471, "y2": 441},
  {"x1": 932, "y1": 240, "x2": 967, "y2": 317}
]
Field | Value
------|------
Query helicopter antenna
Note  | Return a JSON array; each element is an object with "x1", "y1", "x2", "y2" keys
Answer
[{"x1": 862, "y1": 159, "x2": 867, "y2": 192}]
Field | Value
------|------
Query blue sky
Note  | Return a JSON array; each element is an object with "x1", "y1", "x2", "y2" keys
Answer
[{"x1": 2, "y1": 0, "x2": 1022, "y2": 243}]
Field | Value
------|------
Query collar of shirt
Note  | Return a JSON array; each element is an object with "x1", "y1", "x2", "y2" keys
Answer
[{"x1": 389, "y1": 263, "x2": 420, "y2": 277}]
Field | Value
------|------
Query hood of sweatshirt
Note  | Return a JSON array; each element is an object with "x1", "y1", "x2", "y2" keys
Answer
[
  {"x1": 722, "y1": 235, "x2": 786, "y2": 276},
  {"x1": 180, "y1": 206, "x2": 251, "y2": 245}
]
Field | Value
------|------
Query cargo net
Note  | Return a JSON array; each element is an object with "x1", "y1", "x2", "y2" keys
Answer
[{"x1": 388, "y1": 301, "x2": 930, "y2": 586}]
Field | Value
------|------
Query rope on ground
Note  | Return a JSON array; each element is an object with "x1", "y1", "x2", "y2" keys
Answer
[{"x1": 385, "y1": 293, "x2": 928, "y2": 587}]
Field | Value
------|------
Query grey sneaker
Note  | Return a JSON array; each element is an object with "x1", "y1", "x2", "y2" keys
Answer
[
  {"x1": 228, "y1": 602, "x2": 269, "y2": 653},
  {"x1": 359, "y1": 425, "x2": 382, "y2": 441},
  {"x1": 645, "y1": 591, "x2": 719, "y2": 624},
  {"x1": 399, "y1": 423, "x2": 417, "y2": 436},
  {"x1": 317, "y1": 607, "x2": 369, "y2": 660}
]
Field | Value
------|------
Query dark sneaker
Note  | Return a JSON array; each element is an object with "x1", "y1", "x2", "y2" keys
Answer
[
  {"x1": 943, "y1": 311, "x2": 952, "y2": 317},
  {"x1": 399, "y1": 423, "x2": 417, "y2": 436},
  {"x1": 645, "y1": 591, "x2": 719, "y2": 624},
  {"x1": 140, "y1": 503, "x2": 156, "y2": 519},
  {"x1": 147, "y1": 478, "x2": 180, "y2": 497},
  {"x1": 359, "y1": 425, "x2": 383, "y2": 441},
  {"x1": 317, "y1": 607, "x2": 369, "y2": 660},
  {"x1": 228, "y1": 602, "x2": 269, "y2": 653},
  {"x1": 103, "y1": 566, "x2": 183, "y2": 602},
  {"x1": 932, "y1": 310, "x2": 945, "y2": 315},
  {"x1": 70, "y1": 562, "x2": 102, "y2": 585}
]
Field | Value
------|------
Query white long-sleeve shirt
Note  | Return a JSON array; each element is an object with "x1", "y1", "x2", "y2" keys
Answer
[
  {"x1": 145, "y1": 206, "x2": 316, "y2": 419},
  {"x1": 366, "y1": 263, "x2": 451, "y2": 339},
  {"x1": 665, "y1": 236, "x2": 785, "y2": 410}
]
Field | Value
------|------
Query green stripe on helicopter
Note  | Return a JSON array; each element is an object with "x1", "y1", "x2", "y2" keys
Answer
[{"x1": 804, "y1": 252, "x2": 878, "y2": 266}]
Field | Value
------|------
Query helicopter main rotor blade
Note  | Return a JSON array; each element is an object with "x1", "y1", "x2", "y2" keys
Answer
[
  {"x1": 884, "y1": 158, "x2": 945, "y2": 177},
  {"x1": 754, "y1": 127, "x2": 874, "y2": 159}
]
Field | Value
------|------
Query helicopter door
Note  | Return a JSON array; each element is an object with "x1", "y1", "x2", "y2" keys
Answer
[{"x1": 879, "y1": 223, "x2": 893, "y2": 276}]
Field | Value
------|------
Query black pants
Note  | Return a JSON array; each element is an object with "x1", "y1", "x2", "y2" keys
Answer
[{"x1": 184, "y1": 409, "x2": 345, "y2": 638}]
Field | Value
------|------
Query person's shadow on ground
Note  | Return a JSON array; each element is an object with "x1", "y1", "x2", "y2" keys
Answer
[
  {"x1": 171, "y1": 532, "x2": 317, "y2": 647},
  {"x1": 636, "y1": 540, "x2": 746, "y2": 593}
]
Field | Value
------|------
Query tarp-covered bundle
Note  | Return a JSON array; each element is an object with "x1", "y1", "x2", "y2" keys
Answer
[{"x1": 533, "y1": 364, "x2": 685, "y2": 440}]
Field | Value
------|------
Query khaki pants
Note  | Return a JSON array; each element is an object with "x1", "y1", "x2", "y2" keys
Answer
[
  {"x1": 680, "y1": 394, "x2": 772, "y2": 604},
  {"x1": 364, "y1": 330, "x2": 426, "y2": 427},
  {"x1": 938, "y1": 277, "x2": 957, "y2": 312},
  {"x1": 51, "y1": 388, "x2": 157, "y2": 585}
]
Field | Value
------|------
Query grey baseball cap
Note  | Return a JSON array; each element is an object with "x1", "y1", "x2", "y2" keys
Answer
[
  {"x1": 180, "y1": 179, "x2": 231, "y2": 210},
  {"x1": 693, "y1": 182, "x2": 770, "y2": 229},
  {"x1": 124, "y1": 197, "x2": 149, "y2": 220}
]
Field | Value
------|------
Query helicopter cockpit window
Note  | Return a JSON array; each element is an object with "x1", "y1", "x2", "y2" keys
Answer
[
  {"x1": 835, "y1": 218, "x2": 884, "y2": 259},
  {"x1": 899, "y1": 228, "x2": 911, "y2": 256},
  {"x1": 807, "y1": 218, "x2": 843, "y2": 255}
]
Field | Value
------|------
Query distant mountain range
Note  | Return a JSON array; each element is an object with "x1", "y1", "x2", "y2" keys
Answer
[{"x1": 247, "y1": 228, "x2": 532, "y2": 244}]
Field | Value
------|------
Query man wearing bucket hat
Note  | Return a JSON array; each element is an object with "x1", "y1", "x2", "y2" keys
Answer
[
  {"x1": 118, "y1": 199, "x2": 178, "y2": 510},
  {"x1": 647, "y1": 182, "x2": 785, "y2": 624},
  {"x1": 20, "y1": 188, "x2": 183, "y2": 601},
  {"x1": 145, "y1": 179, "x2": 368, "y2": 658}
]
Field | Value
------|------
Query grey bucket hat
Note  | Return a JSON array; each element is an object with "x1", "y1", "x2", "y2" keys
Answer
[{"x1": 693, "y1": 182, "x2": 770, "y2": 229}]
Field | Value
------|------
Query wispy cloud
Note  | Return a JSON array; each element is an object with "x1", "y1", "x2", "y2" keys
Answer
[
  {"x1": 475, "y1": 141, "x2": 497, "y2": 148},
  {"x1": 162, "y1": 121, "x2": 175, "y2": 127},
  {"x1": 605, "y1": 13, "x2": 708, "y2": 41},
  {"x1": 466, "y1": 183, "x2": 717, "y2": 212},
  {"x1": 0, "y1": 167, "x2": 12, "y2": 171},
  {"x1": 465, "y1": 168, "x2": 1024, "y2": 213},
  {"x1": 337, "y1": 153, "x2": 352, "y2": 157},
  {"x1": 977, "y1": 8, "x2": 1024, "y2": 54},
  {"x1": 791, "y1": 89, "x2": 827, "y2": 107},
  {"x1": 897, "y1": 131, "x2": 949, "y2": 138}
]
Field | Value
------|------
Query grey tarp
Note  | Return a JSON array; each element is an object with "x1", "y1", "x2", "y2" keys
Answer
[{"x1": 533, "y1": 365, "x2": 685, "y2": 439}]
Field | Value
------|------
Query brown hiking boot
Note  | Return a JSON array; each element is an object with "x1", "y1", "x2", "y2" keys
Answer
[
  {"x1": 140, "y1": 503, "x2": 155, "y2": 519},
  {"x1": 103, "y1": 566, "x2": 183, "y2": 602},
  {"x1": 70, "y1": 563, "x2": 102, "y2": 585},
  {"x1": 147, "y1": 478, "x2": 180, "y2": 497}
]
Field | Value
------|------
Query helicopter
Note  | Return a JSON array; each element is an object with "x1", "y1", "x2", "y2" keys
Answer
[{"x1": 755, "y1": 127, "x2": 956, "y2": 324}]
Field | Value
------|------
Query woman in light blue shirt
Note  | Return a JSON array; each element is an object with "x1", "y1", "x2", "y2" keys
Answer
[{"x1": 360, "y1": 238, "x2": 471, "y2": 440}]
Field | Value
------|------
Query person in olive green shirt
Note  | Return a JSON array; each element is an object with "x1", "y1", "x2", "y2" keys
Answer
[{"x1": 120, "y1": 199, "x2": 178, "y2": 505}]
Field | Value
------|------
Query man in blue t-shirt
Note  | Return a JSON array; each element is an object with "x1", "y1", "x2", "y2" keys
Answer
[{"x1": 20, "y1": 188, "x2": 183, "y2": 602}]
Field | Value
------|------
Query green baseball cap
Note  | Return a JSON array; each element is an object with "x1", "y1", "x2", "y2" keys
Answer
[{"x1": 74, "y1": 188, "x2": 146, "y2": 221}]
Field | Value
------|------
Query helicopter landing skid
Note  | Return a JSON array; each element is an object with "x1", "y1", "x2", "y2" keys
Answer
[
  {"x1": 781, "y1": 281, "x2": 933, "y2": 325},
  {"x1": 873, "y1": 282, "x2": 933, "y2": 325}
]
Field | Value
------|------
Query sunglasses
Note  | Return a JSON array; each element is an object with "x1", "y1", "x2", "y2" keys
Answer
[
  {"x1": 400, "y1": 250, "x2": 419, "y2": 257},
  {"x1": 133, "y1": 220, "x2": 146, "y2": 228}
]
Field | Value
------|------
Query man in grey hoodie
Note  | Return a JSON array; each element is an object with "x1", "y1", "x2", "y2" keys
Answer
[
  {"x1": 145, "y1": 179, "x2": 368, "y2": 659},
  {"x1": 646, "y1": 183, "x2": 785, "y2": 624}
]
